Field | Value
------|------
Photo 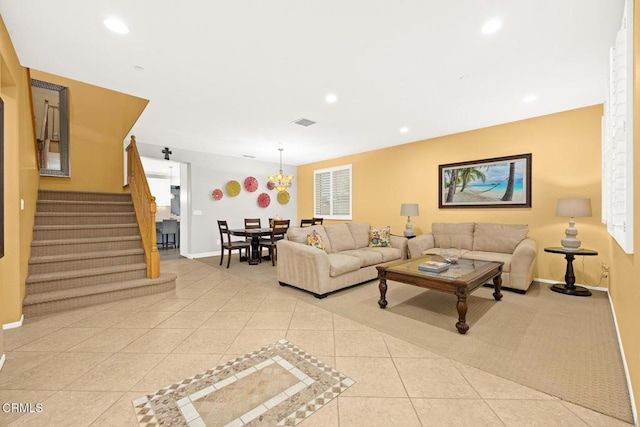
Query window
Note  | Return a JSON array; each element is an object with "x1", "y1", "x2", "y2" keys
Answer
[{"x1": 314, "y1": 164, "x2": 352, "y2": 220}]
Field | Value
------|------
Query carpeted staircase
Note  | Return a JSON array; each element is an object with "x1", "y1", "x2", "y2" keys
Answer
[{"x1": 23, "y1": 190, "x2": 176, "y2": 316}]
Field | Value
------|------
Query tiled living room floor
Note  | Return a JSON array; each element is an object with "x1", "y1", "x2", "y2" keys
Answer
[{"x1": 0, "y1": 257, "x2": 632, "y2": 426}]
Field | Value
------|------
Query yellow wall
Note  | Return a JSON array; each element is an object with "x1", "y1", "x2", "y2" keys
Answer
[
  {"x1": 607, "y1": 0, "x2": 640, "y2": 415},
  {"x1": 32, "y1": 70, "x2": 148, "y2": 193},
  {"x1": 298, "y1": 105, "x2": 609, "y2": 287}
]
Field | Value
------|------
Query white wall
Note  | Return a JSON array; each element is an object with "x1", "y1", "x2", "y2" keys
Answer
[{"x1": 136, "y1": 142, "x2": 298, "y2": 257}]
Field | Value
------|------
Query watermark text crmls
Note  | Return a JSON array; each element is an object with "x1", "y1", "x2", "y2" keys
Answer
[{"x1": 2, "y1": 402, "x2": 44, "y2": 413}]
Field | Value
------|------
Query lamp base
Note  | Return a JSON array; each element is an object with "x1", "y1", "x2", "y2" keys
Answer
[{"x1": 404, "y1": 229, "x2": 415, "y2": 238}]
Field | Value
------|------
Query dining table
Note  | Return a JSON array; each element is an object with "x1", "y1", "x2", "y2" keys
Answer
[{"x1": 229, "y1": 227, "x2": 272, "y2": 265}]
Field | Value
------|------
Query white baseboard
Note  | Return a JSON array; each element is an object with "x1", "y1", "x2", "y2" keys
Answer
[
  {"x1": 184, "y1": 251, "x2": 219, "y2": 259},
  {"x1": 3, "y1": 314, "x2": 24, "y2": 330},
  {"x1": 0, "y1": 354, "x2": 5, "y2": 372}
]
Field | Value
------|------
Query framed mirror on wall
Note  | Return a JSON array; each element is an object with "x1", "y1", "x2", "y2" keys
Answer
[{"x1": 31, "y1": 79, "x2": 69, "y2": 177}]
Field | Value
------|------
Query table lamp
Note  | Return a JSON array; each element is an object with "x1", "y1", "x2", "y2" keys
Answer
[
  {"x1": 400, "y1": 203, "x2": 419, "y2": 237},
  {"x1": 556, "y1": 198, "x2": 592, "y2": 251}
]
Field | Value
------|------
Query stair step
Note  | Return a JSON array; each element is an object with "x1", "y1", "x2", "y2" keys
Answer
[
  {"x1": 36, "y1": 200, "x2": 134, "y2": 213},
  {"x1": 38, "y1": 189, "x2": 133, "y2": 202},
  {"x1": 29, "y1": 248, "x2": 146, "y2": 275},
  {"x1": 26, "y1": 263, "x2": 148, "y2": 293},
  {"x1": 33, "y1": 223, "x2": 140, "y2": 240},
  {"x1": 23, "y1": 274, "x2": 177, "y2": 317},
  {"x1": 35, "y1": 212, "x2": 137, "y2": 226},
  {"x1": 30, "y1": 236, "x2": 142, "y2": 257}
]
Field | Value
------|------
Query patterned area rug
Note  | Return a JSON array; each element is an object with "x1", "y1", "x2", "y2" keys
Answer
[{"x1": 132, "y1": 339, "x2": 354, "y2": 426}]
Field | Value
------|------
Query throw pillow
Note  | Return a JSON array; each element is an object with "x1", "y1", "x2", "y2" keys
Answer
[
  {"x1": 307, "y1": 229, "x2": 326, "y2": 251},
  {"x1": 369, "y1": 225, "x2": 392, "y2": 247}
]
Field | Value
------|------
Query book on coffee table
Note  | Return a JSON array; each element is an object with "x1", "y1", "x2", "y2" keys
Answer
[{"x1": 418, "y1": 260, "x2": 449, "y2": 273}]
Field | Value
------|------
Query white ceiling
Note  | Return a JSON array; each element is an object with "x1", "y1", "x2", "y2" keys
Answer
[{"x1": 0, "y1": 1, "x2": 625, "y2": 166}]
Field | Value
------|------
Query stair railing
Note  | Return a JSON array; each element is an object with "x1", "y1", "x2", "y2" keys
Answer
[{"x1": 126, "y1": 135, "x2": 160, "y2": 278}]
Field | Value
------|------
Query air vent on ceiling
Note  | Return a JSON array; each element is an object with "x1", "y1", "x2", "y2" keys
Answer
[{"x1": 293, "y1": 118, "x2": 316, "y2": 127}]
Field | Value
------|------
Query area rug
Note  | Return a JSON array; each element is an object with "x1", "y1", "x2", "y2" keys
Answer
[{"x1": 132, "y1": 339, "x2": 354, "y2": 426}]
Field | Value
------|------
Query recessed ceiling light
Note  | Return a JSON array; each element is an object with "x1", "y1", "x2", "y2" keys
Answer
[
  {"x1": 242, "y1": 155, "x2": 256, "y2": 159},
  {"x1": 325, "y1": 93, "x2": 338, "y2": 103},
  {"x1": 481, "y1": 19, "x2": 502, "y2": 35},
  {"x1": 104, "y1": 17, "x2": 129, "y2": 34},
  {"x1": 399, "y1": 127, "x2": 409, "y2": 133},
  {"x1": 134, "y1": 65, "x2": 144, "y2": 72},
  {"x1": 523, "y1": 94, "x2": 537, "y2": 103}
]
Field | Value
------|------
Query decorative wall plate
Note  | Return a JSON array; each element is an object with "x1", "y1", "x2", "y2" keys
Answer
[
  {"x1": 266, "y1": 181, "x2": 275, "y2": 190},
  {"x1": 257, "y1": 192, "x2": 271, "y2": 208},
  {"x1": 244, "y1": 176, "x2": 258, "y2": 192},
  {"x1": 226, "y1": 180, "x2": 241, "y2": 196},
  {"x1": 212, "y1": 189, "x2": 223, "y2": 200},
  {"x1": 277, "y1": 190, "x2": 290, "y2": 205}
]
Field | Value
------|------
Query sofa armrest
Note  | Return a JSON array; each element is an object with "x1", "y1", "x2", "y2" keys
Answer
[
  {"x1": 509, "y1": 237, "x2": 538, "y2": 290},
  {"x1": 407, "y1": 234, "x2": 435, "y2": 258},
  {"x1": 390, "y1": 234, "x2": 409, "y2": 259},
  {"x1": 276, "y1": 240, "x2": 331, "y2": 295}
]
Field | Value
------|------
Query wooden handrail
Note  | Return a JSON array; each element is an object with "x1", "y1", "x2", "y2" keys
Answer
[{"x1": 126, "y1": 135, "x2": 160, "y2": 278}]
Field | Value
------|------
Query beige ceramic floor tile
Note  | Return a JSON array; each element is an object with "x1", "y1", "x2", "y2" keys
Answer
[
  {"x1": 24, "y1": 308, "x2": 96, "y2": 328},
  {"x1": 285, "y1": 330, "x2": 335, "y2": 357},
  {"x1": 256, "y1": 298, "x2": 297, "y2": 312},
  {"x1": 337, "y1": 396, "x2": 422, "y2": 427},
  {"x1": 336, "y1": 357, "x2": 407, "y2": 398},
  {"x1": 486, "y1": 399, "x2": 588, "y2": 426},
  {"x1": 130, "y1": 353, "x2": 223, "y2": 392},
  {"x1": 199, "y1": 311, "x2": 253, "y2": 329},
  {"x1": 89, "y1": 391, "x2": 141, "y2": 426},
  {"x1": 68, "y1": 328, "x2": 148, "y2": 353},
  {"x1": 176, "y1": 328, "x2": 241, "y2": 353},
  {"x1": 15, "y1": 327, "x2": 104, "y2": 352},
  {"x1": 244, "y1": 311, "x2": 293, "y2": 329},
  {"x1": 68, "y1": 353, "x2": 167, "y2": 391},
  {"x1": 382, "y1": 334, "x2": 443, "y2": 358},
  {"x1": 6, "y1": 390, "x2": 124, "y2": 427},
  {"x1": 172, "y1": 286, "x2": 214, "y2": 299},
  {"x1": 412, "y1": 398, "x2": 505, "y2": 426},
  {"x1": 299, "y1": 398, "x2": 339, "y2": 426},
  {"x1": 144, "y1": 298, "x2": 194, "y2": 312},
  {"x1": 155, "y1": 311, "x2": 213, "y2": 328},
  {"x1": 111, "y1": 311, "x2": 175, "y2": 328},
  {"x1": 180, "y1": 296, "x2": 233, "y2": 312},
  {"x1": 289, "y1": 311, "x2": 335, "y2": 330},
  {"x1": 218, "y1": 297, "x2": 264, "y2": 312},
  {"x1": 120, "y1": 328, "x2": 195, "y2": 353},
  {"x1": 451, "y1": 360, "x2": 555, "y2": 400},
  {"x1": 225, "y1": 329, "x2": 287, "y2": 354},
  {"x1": 394, "y1": 358, "x2": 479, "y2": 398},
  {"x1": 67, "y1": 310, "x2": 138, "y2": 328},
  {"x1": 0, "y1": 389, "x2": 57, "y2": 425},
  {"x1": 332, "y1": 314, "x2": 370, "y2": 330},
  {"x1": 1, "y1": 326, "x2": 62, "y2": 351},
  {"x1": 334, "y1": 330, "x2": 390, "y2": 357}
]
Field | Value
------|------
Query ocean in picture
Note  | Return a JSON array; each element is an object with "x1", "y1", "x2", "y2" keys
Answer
[{"x1": 453, "y1": 178, "x2": 524, "y2": 203}]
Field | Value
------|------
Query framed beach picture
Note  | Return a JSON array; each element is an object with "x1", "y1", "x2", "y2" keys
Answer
[{"x1": 439, "y1": 153, "x2": 532, "y2": 209}]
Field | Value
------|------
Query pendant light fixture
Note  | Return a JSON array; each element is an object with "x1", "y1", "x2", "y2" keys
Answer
[{"x1": 268, "y1": 148, "x2": 294, "y2": 192}]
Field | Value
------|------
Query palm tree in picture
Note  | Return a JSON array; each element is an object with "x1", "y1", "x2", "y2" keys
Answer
[
  {"x1": 445, "y1": 169, "x2": 458, "y2": 203},
  {"x1": 458, "y1": 167, "x2": 487, "y2": 193},
  {"x1": 501, "y1": 162, "x2": 516, "y2": 201}
]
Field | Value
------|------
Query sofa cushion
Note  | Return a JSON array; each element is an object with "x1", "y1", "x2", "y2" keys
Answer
[
  {"x1": 347, "y1": 223, "x2": 371, "y2": 248},
  {"x1": 369, "y1": 225, "x2": 392, "y2": 247},
  {"x1": 473, "y1": 223, "x2": 528, "y2": 254},
  {"x1": 340, "y1": 249, "x2": 383, "y2": 267},
  {"x1": 462, "y1": 251, "x2": 512, "y2": 273},
  {"x1": 287, "y1": 226, "x2": 333, "y2": 253},
  {"x1": 362, "y1": 246, "x2": 403, "y2": 262},
  {"x1": 307, "y1": 229, "x2": 326, "y2": 251},
  {"x1": 325, "y1": 224, "x2": 356, "y2": 252},
  {"x1": 432, "y1": 223, "x2": 474, "y2": 250},
  {"x1": 327, "y1": 253, "x2": 362, "y2": 277}
]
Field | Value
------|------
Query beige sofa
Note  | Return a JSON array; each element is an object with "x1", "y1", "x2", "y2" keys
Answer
[
  {"x1": 276, "y1": 223, "x2": 408, "y2": 298},
  {"x1": 407, "y1": 222, "x2": 537, "y2": 293}
]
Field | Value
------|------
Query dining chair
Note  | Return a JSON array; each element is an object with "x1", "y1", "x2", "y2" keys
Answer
[
  {"x1": 312, "y1": 217, "x2": 324, "y2": 225},
  {"x1": 159, "y1": 219, "x2": 178, "y2": 248},
  {"x1": 243, "y1": 218, "x2": 262, "y2": 258},
  {"x1": 218, "y1": 220, "x2": 251, "y2": 268},
  {"x1": 300, "y1": 218, "x2": 314, "y2": 227},
  {"x1": 259, "y1": 219, "x2": 290, "y2": 266}
]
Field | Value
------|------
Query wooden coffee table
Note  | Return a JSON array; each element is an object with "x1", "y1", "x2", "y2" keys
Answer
[{"x1": 377, "y1": 255, "x2": 503, "y2": 334}]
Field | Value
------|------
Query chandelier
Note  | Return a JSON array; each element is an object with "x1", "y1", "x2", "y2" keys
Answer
[{"x1": 268, "y1": 148, "x2": 294, "y2": 192}]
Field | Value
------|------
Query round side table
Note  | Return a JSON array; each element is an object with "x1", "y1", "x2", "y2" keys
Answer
[{"x1": 544, "y1": 247, "x2": 598, "y2": 297}]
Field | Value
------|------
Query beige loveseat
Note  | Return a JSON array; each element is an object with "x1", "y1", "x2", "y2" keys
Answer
[
  {"x1": 276, "y1": 223, "x2": 408, "y2": 298},
  {"x1": 407, "y1": 222, "x2": 537, "y2": 293}
]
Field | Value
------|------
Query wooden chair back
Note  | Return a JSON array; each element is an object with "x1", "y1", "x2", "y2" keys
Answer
[
  {"x1": 244, "y1": 218, "x2": 261, "y2": 229},
  {"x1": 312, "y1": 218, "x2": 324, "y2": 225},
  {"x1": 300, "y1": 218, "x2": 314, "y2": 227}
]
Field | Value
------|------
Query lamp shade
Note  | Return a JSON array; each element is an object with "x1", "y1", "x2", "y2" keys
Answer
[
  {"x1": 400, "y1": 203, "x2": 419, "y2": 217},
  {"x1": 556, "y1": 198, "x2": 592, "y2": 218}
]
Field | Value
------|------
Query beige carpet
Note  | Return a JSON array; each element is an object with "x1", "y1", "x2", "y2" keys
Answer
[{"x1": 198, "y1": 256, "x2": 633, "y2": 423}]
